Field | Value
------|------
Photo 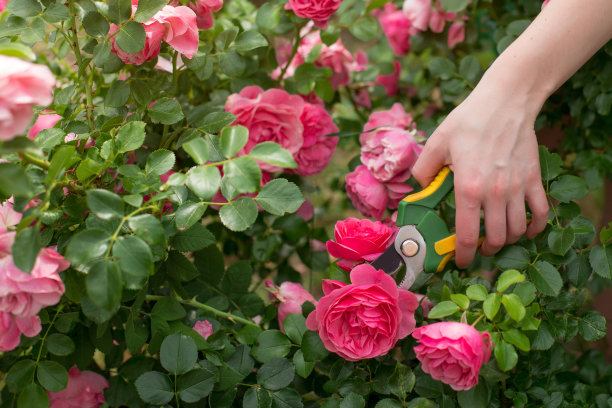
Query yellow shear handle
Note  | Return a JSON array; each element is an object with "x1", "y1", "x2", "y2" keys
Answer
[{"x1": 402, "y1": 167, "x2": 451, "y2": 203}]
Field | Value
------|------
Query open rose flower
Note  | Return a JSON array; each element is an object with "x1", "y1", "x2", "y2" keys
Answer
[
  {"x1": 365, "y1": 103, "x2": 414, "y2": 130},
  {"x1": 173, "y1": 0, "x2": 223, "y2": 29},
  {"x1": 110, "y1": 19, "x2": 165, "y2": 65},
  {"x1": 193, "y1": 320, "x2": 214, "y2": 339},
  {"x1": 286, "y1": 0, "x2": 343, "y2": 29},
  {"x1": 267, "y1": 281, "x2": 317, "y2": 332},
  {"x1": 413, "y1": 322, "x2": 493, "y2": 391},
  {"x1": 48, "y1": 366, "x2": 110, "y2": 408},
  {"x1": 152, "y1": 5, "x2": 199, "y2": 58},
  {"x1": 306, "y1": 264, "x2": 418, "y2": 361},
  {"x1": 0, "y1": 312, "x2": 41, "y2": 352},
  {"x1": 0, "y1": 56, "x2": 55, "y2": 141},
  {"x1": 375, "y1": 3, "x2": 416, "y2": 56},
  {"x1": 326, "y1": 218, "x2": 396, "y2": 271}
]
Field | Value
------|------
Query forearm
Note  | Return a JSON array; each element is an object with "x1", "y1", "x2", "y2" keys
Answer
[{"x1": 479, "y1": 0, "x2": 612, "y2": 116}]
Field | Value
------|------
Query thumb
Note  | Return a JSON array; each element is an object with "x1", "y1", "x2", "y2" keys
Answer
[{"x1": 411, "y1": 138, "x2": 448, "y2": 188}]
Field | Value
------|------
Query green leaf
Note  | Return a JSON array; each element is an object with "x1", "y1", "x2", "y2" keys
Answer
[
  {"x1": 256, "y1": 2, "x2": 280, "y2": 30},
  {"x1": 218, "y1": 345, "x2": 255, "y2": 390},
  {"x1": 496, "y1": 269, "x2": 525, "y2": 293},
  {"x1": 293, "y1": 350, "x2": 314, "y2": 379},
  {"x1": 146, "y1": 149, "x2": 175, "y2": 176},
  {"x1": 116, "y1": 121, "x2": 146, "y2": 153},
  {"x1": 428, "y1": 57, "x2": 456, "y2": 80},
  {"x1": 83, "y1": 11, "x2": 109, "y2": 37},
  {"x1": 244, "y1": 387, "x2": 273, "y2": 408},
  {"x1": 502, "y1": 328, "x2": 530, "y2": 351},
  {"x1": 113, "y1": 235, "x2": 154, "y2": 289},
  {"x1": 466, "y1": 284, "x2": 488, "y2": 301},
  {"x1": 43, "y1": 3, "x2": 71, "y2": 22},
  {"x1": 221, "y1": 261, "x2": 252, "y2": 294},
  {"x1": 459, "y1": 55, "x2": 480, "y2": 82},
  {"x1": 441, "y1": 0, "x2": 469, "y2": 12},
  {"x1": 282, "y1": 314, "x2": 307, "y2": 345},
  {"x1": 178, "y1": 368, "x2": 216, "y2": 403},
  {"x1": 219, "y1": 50, "x2": 246, "y2": 77},
  {"x1": 187, "y1": 166, "x2": 221, "y2": 200},
  {"x1": 175, "y1": 201, "x2": 206, "y2": 230},
  {"x1": 6, "y1": 360, "x2": 36, "y2": 393},
  {"x1": 160, "y1": 333, "x2": 198, "y2": 375},
  {"x1": 549, "y1": 175, "x2": 588, "y2": 202},
  {"x1": 105, "y1": 80, "x2": 131, "y2": 108},
  {"x1": 252, "y1": 330, "x2": 292, "y2": 363},
  {"x1": 215, "y1": 27, "x2": 238, "y2": 50},
  {"x1": 219, "y1": 197, "x2": 258, "y2": 232},
  {"x1": 116, "y1": 20, "x2": 146, "y2": 54},
  {"x1": 129, "y1": 214, "x2": 166, "y2": 246},
  {"x1": 529, "y1": 261, "x2": 563, "y2": 297},
  {"x1": 7, "y1": 0, "x2": 41, "y2": 17},
  {"x1": 501, "y1": 293, "x2": 526, "y2": 322},
  {"x1": 126, "y1": 312, "x2": 149, "y2": 354},
  {"x1": 270, "y1": 388, "x2": 303, "y2": 408},
  {"x1": 46, "y1": 145, "x2": 75, "y2": 184},
  {"x1": 450, "y1": 293, "x2": 470, "y2": 310},
  {"x1": 547, "y1": 225, "x2": 575, "y2": 256},
  {"x1": 222, "y1": 156, "x2": 261, "y2": 198},
  {"x1": 257, "y1": 358, "x2": 295, "y2": 391},
  {"x1": 567, "y1": 252, "x2": 592, "y2": 287},
  {"x1": 135, "y1": 371, "x2": 174, "y2": 405},
  {"x1": 494, "y1": 341, "x2": 518, "y2": 371},
  {"x1": 301, "y1": 331, "x2": 329, "y2": 362},
  {"x1": 37, "y1": 361, "x2": 68, "y2": 392},
  {"x1": 255, "y1": 179, "x2": 304, "y2": 216},
  {"x1": 340, "y1": 393, "x2": 365, "y2": 408},
  {"x1": 0, "y1": 137, "x2": 40, "y2": 155},
  {"x1": 166, "y1": 251, "x2": 199, "y2": 281},
  {"x1": 86, "y1": 261, "x2": 123, "y2": 311},
  {"x1": 483, "y1": 293, "x2": 502, "y2": 320},
  {"x1": 495, "y1": 246, "x2": 530, "y2": 270},
  {"x1": 17, "y1": 383, "x2": 49, "y2": 408},
  {"x1": 538, "y1": 146, "x2": 563, "y2": 181},
  {"x1": 134, "y1": 0, "x2": 167, "y2": 22},
  {"x1": 0, "y1": 163, "x2": 33, "y2": 197},
  {"x1": 531, "y1": 321, "x2": 554, "y2": 350},
  {"x1": 183, "y1": 137, "x2": 210, "y2": 164},
  {"x1": 149, "y1": 98, "x2": 185, "y2": 125},
  {"x1": 457, "y1": 381, "x2": 489, "y2": 408},
  {"x1": 220, "y1": 125, "x2": 248, "y2": 158},
  {"x1": 589, "y1": 245, "x2": 612, "y2": 279},
  {"x1": 47, "y1": 333, "x2": 75, "y2": 356},
  {"x1": 506, "y1": 19, "x2": 531, "y2": 36},
  {"x1": 349, "y1": 16, "x2": 380, "y2": 41},
  {"x1": 577, "y1": 311, "x2": 607, "y2": 342},
  {"x1": 65, "y1": 229, "x2": 110, "y2": 272},
  {"x1": 427, "y1": 301, "x2": 459, "y2": 319},
  {"x1": 11, "y1": 227, "x2": 41, "y2": 274},
  {"x1": 173, "y1": 222, "x2": 215, "y2": 252},
  {"x1": 35, "y1": 128, "x2": 65, "y2": 151},
  {"x1": 87, "y1": 189, "x2": 124, "y2": 220},
  {"x1": 152, "y1": 296, "x2": 186, "y2": 320},
  {"x1": 76, "y1": 158, "x2": 103, "y2": 181},
  {"x1": 199, "y1": 111, "x2": 237, "y2": 134},
  {"x1": 235, "y1": 30, "x2": 269, "y2": 53},
  {"x1": 249, "y1": 142, "x2": 297, "y2": 169}
]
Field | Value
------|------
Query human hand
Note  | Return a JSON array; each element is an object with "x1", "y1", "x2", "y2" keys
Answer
[{"x1": 411, "y1": 77, "x2": 549, "y2": 268}]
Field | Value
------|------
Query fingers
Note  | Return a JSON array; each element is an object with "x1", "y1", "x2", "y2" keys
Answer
[
  {"x1": 525, "y1": 180, "x2": 549, "y2": 239},
  {"x1": 480, "y1": 195, "x2": 507, "y2": 257},
  {"x1": 454, "y1": 175, "x2": 483, "y2": 268},
  {"x1": 412, "y1": 136, "x2": 448, "y2": 188},
  {"x1": 505, "y1": 196, "x2": 528, "y2": 244}
]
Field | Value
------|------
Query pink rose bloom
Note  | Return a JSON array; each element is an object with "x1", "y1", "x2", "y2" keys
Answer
[
  {"x1": 376, "y1": 61, "x2": 401, "y2": 96},
  {"x1": 415, "y1": 293, "x2": 433, "y2": 318},
  {"x1": 364, "y1": 103, "x2": 414, "y2": 131},
  {"x1": 0, "y1": 231, "x2": 15, "y2": 259},
  {"x1": 0, "y1": 312, "x2": 41, "y2": 351},
  {"x1": 48, "y1": 366, "x2": 110, "y2": 408},
  {"x1": 188, "y1": 0, "x2": 223, "y2": 29},
  {"x1": 110, "y1": 20, "x2": 165, "y2": 65},
  {"x1": 345, "y1": 165, "x2": 388, "y2": 220},
  {"x1": 376, "y1": 3, "x2": 416, "y2": 57},
  {"x1": 286, "y1": 0, "x2": 343, "y2": 29},
  {"x1": 291, "y1": 102, "x2": 339, "y2": 176},
  {"x1": 0, "y1": 198, "x2": 22, "y2": 233},
  {"x1": 193, "y1": 320, "x2": 214, "y2": 339},
  {"x1": 152, "y1": 5, "x2": 199, "y2": 58},
  {"x1": 0, "y1": 56, "x2": 55, "y2": 141},
  {"x1": 360, "y1": 127, "x2": 423, "y2": 182},
  {"x1": 306, "y1": 264, "x2": 418, "y2": 361},
  {"x1": 447, "y1": 21, "x2": 465, "y2": 49},
  {"x1": 0, "y1": 247, "x2": 68, "y2": 318},
  {"x1": 0, "y1": 0, "x2": 8, "y2": 12},
  {"x1": 428, "y1": 9, "x2": 446, "y2": 32},
  {"x1": 267, "y1": 281, "x2": 317, "y2": 332},
  {"x1": 28, "y1": 111, "x2": 62, "y2": 140},
  {"x1": 326, "y1": 218, "x2": 396, "y2": 271},
  {"x1": 402, "y1": 0, "x2": 432, "y2": 31},
  {"x1": 225, "y1": 86, "x2": 305, "y2": 172},
  {"x1": 413, "y1": 322, "x2": 493, "y2": 391}
]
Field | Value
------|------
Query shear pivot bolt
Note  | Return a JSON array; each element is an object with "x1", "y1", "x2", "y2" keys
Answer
[{"x1": 401, "y1": 239, "x2": 419, "y2": 257}]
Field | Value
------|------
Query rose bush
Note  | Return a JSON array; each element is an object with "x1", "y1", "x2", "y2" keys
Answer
[{"x1": 0, "y1": 0, "x2": 610, "y2": 406}]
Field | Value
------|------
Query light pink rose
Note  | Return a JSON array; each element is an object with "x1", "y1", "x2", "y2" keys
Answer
[
  {"x1": 0, "y1": 198, "x2": 22, "y2": 234},
  {"x1": 326, "y1": 218, "x2": 396, "y2": 271},
  {"x1": 152, "y1": 5, "x2": 199, "y2": 58},
  {"x1": 0, "y1": 231, "x2": 15, "y2": 259},
  {"x1": 0, "y1": 312, "x2": 41, "y2": 351},
  {"x1": 291, "y1": 102, "x2": 339, "y2": 176},
  {"x1": 48, "y1": 366, "x2": 110, "y2": 408},
  {"x1": 306, "y1": 264, "x2": 418, "y2": 361},
  {"x1": 345, "y1": 165, "x2": 389, "y2": 220},
  {"x1": 413, "y1": 322, "x2": 493, "y2": 391},
  {"x1": 447, "y1": 21, "x2": 465, "y2": 49},
  {"x1": 225, "y1": 86, "x2": 305, "y2": 172},
  {"x1": 286, "y1": 0, "x2": 343, "y2": 29},
  {"x1": 28, "y1": 111, "x2": 62, "y2": 140},
  {"x1": 193, "y1": 320, "x2": 214, "y2": 339},
  {"x1": 376, "y1": 61, "x2": 401, "y2": 96},
  {"x1": 187, "y1": 0, "x2": 223, "y2": 29},
  {"x1": 376, "y1": 3, "x2": 416, "y2": 57},
  {"x1": 0, "y1": 56, "x2": 55, "y2": 141},
  {"x1": 364, "y1": 103, "x2": 414, "y2": 130},
  {"x1": 110, "y1": 20, "x2": 165, "y2": 65},
  {"x1": 402, "y1": 0, "x2": 432, "y2": 31},
  {"x1": 268, "y1": 281, "x2": 317, "y2": 332},
  {"x1": 0, "y1": 247, "x2": 68, "y2": 318}
]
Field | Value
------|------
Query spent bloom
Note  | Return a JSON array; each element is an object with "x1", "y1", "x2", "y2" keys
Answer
[
  {"x1": 267, "y1": 281, "x2": 317, "y2": 332},
  {"x1": 48, "y1": 366, "x2": 110, "y2": 408}
]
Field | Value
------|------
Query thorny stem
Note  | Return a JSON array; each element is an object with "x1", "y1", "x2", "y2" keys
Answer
[
  {"x1": 69, "y1": 14, "x2": 95, "y2": 132},
  {"x1": 21, "y1": 152, "x2": 50, "y2": 169},
  {"x1": 33, "y1": 304, "x2": 64, "y2": 382}
]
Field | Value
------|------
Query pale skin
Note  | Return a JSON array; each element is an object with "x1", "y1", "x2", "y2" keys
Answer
[{"x1": 412, "y1": 0, "x2": 612, "y2": 267}]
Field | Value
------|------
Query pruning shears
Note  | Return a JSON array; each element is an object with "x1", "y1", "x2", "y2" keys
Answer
[{"x1": 371, "y1": 167, "x2": 476, "y2": 289}]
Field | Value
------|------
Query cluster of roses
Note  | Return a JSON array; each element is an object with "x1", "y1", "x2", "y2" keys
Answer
[
  {"x1": 0, "y1": 199, "x2": 69, "y2": 352},
  {"x1": 109, "y1": 0, "x2": 222, "y2": 65},
  {"x1": 346, "y1": 103, "x2": 424, "y2": 220}
]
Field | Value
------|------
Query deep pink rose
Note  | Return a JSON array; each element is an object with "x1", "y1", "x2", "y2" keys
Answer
[
  {"x1": 225, "y1": 86, "x2": 305, "y2": 172},
  {"x1": 447, "y1": 21, "x2": 465, "y2": 49},
  {"x1": 188, "y1": 0, "x2": 223, "y2": 29},
  {"x1": 0, "y1": 247, "x2": 68, "y2": 318},
  {"x1": 0, "y1": 312, "x2": 41, "y2": 351},
  {"x1": 345, "y1": 165, "x2": 388, "y2": 220},
  {"x1": 291, "y1": 102, "x2": 339, "y2": 176},
  {"x1": 326, "y1": 218, "x2": 396, "y2": 271},
  {"x1": 0, "y1": 198, "x2": 22, "y2": 234},
  {"x1": 193, "y1": 320, "x2": 214, "y2": 339},
  {"x1": 0, "y1": 56, "x2": 55, "y2": 141},
  {"x1": 364, "y1": 103, "x2": 414, "y2": 131},
  {"x1": 402, "y1": 0, "x2": 432, "y2": 31},
  {"x1": 306, "y1": 264, "x2": 418, "y2": 361},
  {"x1": 110, "y1": 20, "x2": 165, "y2": 65},
  {"x1": 286, "y1": 0, "x2": 343, "y2": 28},
  {"x1": 376, "y1": 3, "x2": 416, "y2": 56},
  {"x1": 48, "y1": 366, "x2": 110, "y2": 408},
  {"x1": 28, "y1": 111, "x2": 62, "y2": 140},
  {"x1": 152, "y1": 5, "x2": 199, "y2": 58},
  {"x1": 268, "y1": 281, "x2": 317, "y2": 332},
  {"x1": 413, "y1": 322, "x2": 493, "y2": 391},
  {"x1": 376, "y1": 61, "x2": 401, "y2": 96},
  {"x1": 0, "y1": 0, "x2": 8, "y2": 12}
]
